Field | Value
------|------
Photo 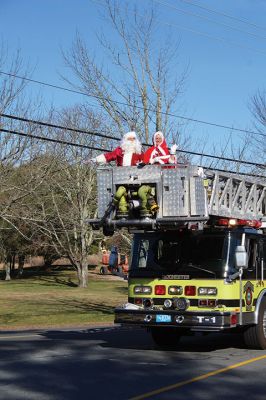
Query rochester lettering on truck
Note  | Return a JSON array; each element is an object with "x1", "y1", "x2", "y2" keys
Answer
[{"x1": 162, "y1": 275, "x2": 190, "y2": 280}]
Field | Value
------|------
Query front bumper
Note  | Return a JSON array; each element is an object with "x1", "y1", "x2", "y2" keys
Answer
[{"x1": 115, "y1": 307, "x2": 238, "y2": 331}]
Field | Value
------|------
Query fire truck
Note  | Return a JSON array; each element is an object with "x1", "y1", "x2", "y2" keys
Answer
[{"x1": 89, "y1": 164, "x2": 266, "y2": 349}]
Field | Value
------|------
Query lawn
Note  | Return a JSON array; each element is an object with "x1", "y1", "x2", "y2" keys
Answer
[{"x1": 0, "y1": 267, "x2": 128, "y2": 330}]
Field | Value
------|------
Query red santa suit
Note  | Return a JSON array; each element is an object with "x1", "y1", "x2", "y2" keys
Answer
[
  {"x1": 95, "y1": 131, "x2": 143, "y2": 166},
  {"x1": 96, "y1": 146, "x2": 143, "y2": 166},
  {"x1": 143, "y1": 131, "x2": 170, "y2": 164}
]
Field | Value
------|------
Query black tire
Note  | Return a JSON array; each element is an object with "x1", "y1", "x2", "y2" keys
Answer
[
  {"x1": 100, "y1": 266, "x2": 108, "y2": 275},
  {"x1": 150, "y1": 327, "x2": 182, "y2": 349},
  {"x1": 243, "y1": 297, "x2": 266, "y2": 350}
]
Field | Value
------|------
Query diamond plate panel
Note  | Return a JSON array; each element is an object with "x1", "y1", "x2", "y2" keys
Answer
[
  {"x1": 162, "y1": 169, "x2": 189, "y2": 217},
  {"x1": 190, "y1": 177, "x2": 207, "y2": 216},
  {"x1": 112, "y1": 165, "x2": 162, "y2": 185},
  {"x1": 97, "y1": 168, "x2": 113, "y2": 218}
]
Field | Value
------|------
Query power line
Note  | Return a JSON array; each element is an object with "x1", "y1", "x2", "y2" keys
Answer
[
  {"x1": 0, "y1": 113, "x2": 265, "y2": 169},
  {"x1": 202, "y1": 166, "x2": 266, "y2": 180},
  {"x1": 0, "y1": 127, "x2": 109, "y2": 152},
  {"x1": 0, "y1": 125, "x2": 265, "y2": 177},
  {"x1": 178, "y1": 0, "x2": 266, "y2": 32},
  {"x1": 0, "y1": 70, "x2": 265, "y2": 138},
  {"x1": 152, "y1": 0, "x2": 266, "y2": 41},
  {"x1": 152, "y1": 11, "x2": 266, "y2": 57},
  {"x1": 0, "y1": 113, "x2": 121, "y2": 142}
]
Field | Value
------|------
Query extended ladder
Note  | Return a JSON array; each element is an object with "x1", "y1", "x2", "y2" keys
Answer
[{"x1": 89, "y1": 164, "x2": 266, "y2": 232}]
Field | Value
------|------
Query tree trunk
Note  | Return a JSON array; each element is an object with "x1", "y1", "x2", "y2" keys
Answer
[
  {"x1": 17, "y1": 254, "x2": 25, "y2": 278},
  {"x1": 5, "y1": 259, "x2": 11, "y2": 281},
  {"x1": 77, "y1": 261, "x2": 88, "y2": 288}
]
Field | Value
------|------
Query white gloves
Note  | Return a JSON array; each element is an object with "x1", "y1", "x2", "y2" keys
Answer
[
  {"x1": 170, "y1": 144, "x2": 178, "y2": 155},
  {"x1": 150, "y1": 157, "x2": 159, "y2": 164},
  {"x1": 198, "y1": 167, "x2": 206, "y2": 178}
]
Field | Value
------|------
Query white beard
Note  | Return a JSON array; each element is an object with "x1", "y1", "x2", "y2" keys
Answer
[{"x1": 121, "y1": 141, "x2": 137, "y2": 153}]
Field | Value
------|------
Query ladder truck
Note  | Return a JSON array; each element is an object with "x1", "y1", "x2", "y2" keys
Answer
[{"x1": 89, "y1": 163, "x2": 266, "y2": 349}]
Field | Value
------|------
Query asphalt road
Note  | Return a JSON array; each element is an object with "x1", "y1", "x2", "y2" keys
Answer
[{"x1": 0, "y1": 325, "x2": 266, "y2": 400}]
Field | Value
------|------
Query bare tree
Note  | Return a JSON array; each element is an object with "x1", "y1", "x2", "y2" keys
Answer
[
  {"x1": 62, "y1": 0, "x2": 188, "y2": 145},
  {"x1": 11, "y1": 106, "x2": 105, "y2": 288},
  {"x1": 249, "y1": 90, "x2": 266, "y2": 162}
]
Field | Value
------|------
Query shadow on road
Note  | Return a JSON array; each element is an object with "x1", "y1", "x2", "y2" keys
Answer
[{"x1": 40, "y1": 326, "x2": 247, "y2": 352}]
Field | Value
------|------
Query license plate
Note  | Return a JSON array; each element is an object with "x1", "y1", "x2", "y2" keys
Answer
[{"x1": 156, "y1": 314, "x2": 171, "y2": 323}]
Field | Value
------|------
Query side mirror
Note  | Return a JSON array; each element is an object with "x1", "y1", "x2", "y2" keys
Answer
[{"x1": 235, "y1": 245, "x2": 248, "y2": 269}]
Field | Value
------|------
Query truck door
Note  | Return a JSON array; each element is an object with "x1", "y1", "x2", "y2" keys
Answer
[{"x1": 242, "y1": 235, "x2": 260, "y2": 281}]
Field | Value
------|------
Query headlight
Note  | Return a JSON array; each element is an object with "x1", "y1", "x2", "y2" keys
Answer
[
  {"x1": 173, "y1": 297, "x2": 190, "y2": 311},
  {"x1": 163, "y1": 299, "x2": 173, "y2": 309},
  {"x1": 198, "y1": 287, "x2": 217, "y2": 296},
  {"x1": 168, "y1": 286, "x2": 183, "y2": 295},
  {"x1": 143, "y1": 298, "x2": 154, "y2": 309},
  {"x1": 134, "y1": 285, "x2": 152, "y2": 294}
]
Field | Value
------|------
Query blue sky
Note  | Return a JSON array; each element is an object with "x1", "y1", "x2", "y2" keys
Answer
[{"x1": 1, "y1": 0, "x2": 266, "y2": 154}]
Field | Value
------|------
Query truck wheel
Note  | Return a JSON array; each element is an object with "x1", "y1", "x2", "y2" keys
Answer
[
  {"x1": 243, "y1": 297, "x2": 266, "y2": 350},
  {"x1": 150, "y1": 327, "x2": 182, "y2": 349}
]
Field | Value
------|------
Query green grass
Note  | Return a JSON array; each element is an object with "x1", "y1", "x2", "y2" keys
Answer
[{"x1": 0, "y1": 268, "x2": 128, "y2": 329}]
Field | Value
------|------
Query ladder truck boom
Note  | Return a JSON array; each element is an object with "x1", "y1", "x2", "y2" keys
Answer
[{"x1": 89, "y1": 164, "x2": 266, "y2": 232}]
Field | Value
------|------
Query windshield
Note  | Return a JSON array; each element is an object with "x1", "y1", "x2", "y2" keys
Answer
[{"x1": 130, "y1": 230, "x2": 240, "y2": 279}]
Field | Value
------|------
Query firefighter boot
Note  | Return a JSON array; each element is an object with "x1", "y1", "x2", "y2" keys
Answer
[
  {"x1": 138, "y1": 185, "x2": 153, "y2": 217},
  {"x1": 113, "y1": 186, "x2": 129, "y2": 218},
  {"x1": 147, "y1": 195, "x2": 159, "y2": 214}
]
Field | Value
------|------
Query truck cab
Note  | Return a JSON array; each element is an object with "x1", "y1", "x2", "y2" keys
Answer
[{"x1": 115, "y1": 224, "x2": 266, "y2": 349}]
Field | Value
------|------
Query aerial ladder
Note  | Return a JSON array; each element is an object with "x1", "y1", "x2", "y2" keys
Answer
[{"x1": 89, "y1": 164, "x2": 266, "y2": 234}]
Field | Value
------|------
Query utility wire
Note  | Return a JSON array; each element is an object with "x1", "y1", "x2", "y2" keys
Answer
[
  {"x1": 178, "y1": 0, "x2": 266, "y2": 32},
  {"x1": 0, "y1": 70, "x2": 265, "y2": 138},
  {"x1": 202, "y1": 166, "x2": 266, "y2": 180},
  {"x1": 0, "y1": 127, "x2": 109, "y2": 152},
  {"x1": 152, "y1": 0, "x2": 266, "y2": 41},
  {"x1": 0, "y1": 113, "x2": 265, "y2": 169},
  {"x1": 1, "y1": 127, "x2": 265, "y2": 178},
  {"x1": 0, "y1": 113, "x2": 120, "y2": 142},
  {"x1": 0, "y1": 127, "x2": 265, "y2": 177},
  {"x1": 153, "y1": 12, "x2": 266, "y2": 56}
]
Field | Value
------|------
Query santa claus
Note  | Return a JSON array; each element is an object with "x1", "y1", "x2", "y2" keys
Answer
[{"x1": 93, "y1": 131, "x2": 143, "y2": 166}]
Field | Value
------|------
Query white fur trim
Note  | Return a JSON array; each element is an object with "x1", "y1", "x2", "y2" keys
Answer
[
  {"x1": 158, "y1": 155, "x2": 170, "y2": 164},
  {"x1": 149, "y1": 149, "x2": 158, "y2": 161},
  {"x1": 123, "y1": 152, "x2": 133, "y2": 166},
  {"x1": 153, "y1": 131, "x2": 164, "y2": 145},
  {"x1": 96, "y1": 154, "x2": 107, "y2": 164},
  {"x1": 124, "y1": 131, "x2": 137, "y2": 140},
  {"x1": 157, "y1": 144, "x2": 167, "y2": 156}
]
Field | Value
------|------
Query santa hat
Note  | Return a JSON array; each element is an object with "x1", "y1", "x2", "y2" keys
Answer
[{"x1": 123, "y1": 131, "x2": 137, "y2": 141}]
